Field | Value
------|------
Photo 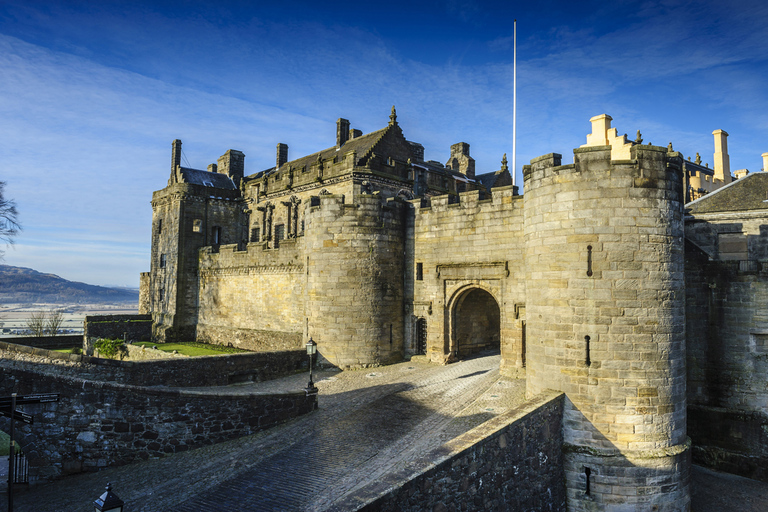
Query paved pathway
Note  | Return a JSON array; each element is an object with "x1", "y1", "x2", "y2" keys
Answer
[
  {"x1": 7, "y1": 353, "x2": 527, "y2": 511},
  {"x1": 4, "y1": 353, "x2": 768, "y2": 511}
]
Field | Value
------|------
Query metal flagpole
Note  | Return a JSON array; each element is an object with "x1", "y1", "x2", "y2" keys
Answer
[{"x1": 512, "y1": 19, "x2": 517, "y2": 188}]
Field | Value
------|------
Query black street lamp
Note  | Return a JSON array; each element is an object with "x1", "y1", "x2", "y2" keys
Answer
[
  {"x1": 305, "y1": 337, "x2": 318, "y2": 395},
  {"x1": 94, "y1": 482, "x2": 124, "y2": 512}
]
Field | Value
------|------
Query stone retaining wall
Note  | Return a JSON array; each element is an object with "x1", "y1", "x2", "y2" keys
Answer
[
  {"x1": 329, "y1": 390, "x2": 565, "y2": 512},
  {"x1": 84, "y1": 314, "x2": 152, "y2": 342},
  {"x1": 0, "y1": 366, "x2": 317, "y2": 482},
  {"x1": 0, "y1": 334, "x2": 82, "y2": 350},
  {"x1": 0, "y1": 341, "x2": 308, "y2": 387}
]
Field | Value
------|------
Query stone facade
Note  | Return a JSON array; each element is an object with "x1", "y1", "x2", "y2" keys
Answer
[{"x1": 142, "y1": 110, "x2": 768, "y2": 508}]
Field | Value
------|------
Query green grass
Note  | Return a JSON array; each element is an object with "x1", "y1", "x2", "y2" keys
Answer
[{"x1": 133, "y1": 341, "x2": 248, "y2": 357}]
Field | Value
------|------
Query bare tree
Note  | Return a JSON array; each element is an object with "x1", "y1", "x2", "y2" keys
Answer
[
  {"x1": 26, "y1": 310, "x2": 46, "y2": 337},
  {"x1": 46, "y1": 309, "x2": 65, "y2": 335},
  {"x1": 0, "y1": 181, "x2": 21, "y2": 259}
]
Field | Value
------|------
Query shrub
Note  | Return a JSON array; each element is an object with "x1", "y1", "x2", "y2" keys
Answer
[{"x1": 94, "y1": 338, "x2": 128, "y2": 360}]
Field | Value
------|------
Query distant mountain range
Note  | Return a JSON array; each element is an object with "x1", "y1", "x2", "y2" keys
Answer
[{"x1": 0, "y1": 265, "x2": 139, "y2": 304}]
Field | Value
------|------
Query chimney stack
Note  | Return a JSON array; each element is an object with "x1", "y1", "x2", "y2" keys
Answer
[
  {"x1": 349, "y1": 128, "x2": 362, "y2": 141},
  {"x1": 446, "y1": 142, "x2": 475, "y2": 178},
  {"x1": 713, "y1": 129, "x2": 731, "y2": 183},
  {"x1": 762, "y1": 152, "x2": 768, "y2": 172},
  {"x1": 276, "y1": 143, "x2": 288, "y2": 169},
  {"x1": 217, "y1": 149, "x2": 245, "y2": 188},
  {"x1": 172, "y1": 139, "x2": 182, "y2": 171},
  {"x1": 337, "y1": 118, "x2": 350, "y2": 147}
]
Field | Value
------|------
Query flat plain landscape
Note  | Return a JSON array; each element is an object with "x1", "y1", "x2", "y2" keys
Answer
[{"x1": 0, "y1": 303, "x2": 138, "y2": 336}]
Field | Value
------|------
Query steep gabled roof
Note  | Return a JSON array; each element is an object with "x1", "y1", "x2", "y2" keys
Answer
[
  {"x1": 476, "y1": 169, "x2": 513, "y2": 191},
  {"x1": 687, "y1": 172, "x2": 768, "y2": 214},
  {"x1": 254, "y1": 122, "x2": 413, "y2": 179},
  {"x1": 179, "y1": 167, "x2": 237, "y2": 190}
]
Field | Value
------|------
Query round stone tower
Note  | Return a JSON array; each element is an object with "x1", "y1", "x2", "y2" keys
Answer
[
  {"x1": 304, "y1": 193, "x2": 406, "y2": 369},
  {"x1": 523, "y1": 145, "x2": 690, "y2": 510}
]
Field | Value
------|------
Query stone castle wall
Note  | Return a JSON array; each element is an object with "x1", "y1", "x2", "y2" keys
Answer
[
  {"x1": 196, "y1": 240, "x2": 306, "y2": 351},
  {"x1": 84, "y1": 314, "x2": 152, "y2": 343},
  {"x1": 407, "y1": 186, "x2": 526, "y2": 373},
  {"x1": 523, "y1": 146, "x2": 690, "y2": 510},
  {"x1": 685, "y1": 215, "x2": 768, "y2": 481},
  {"x1": 333, "y1": 391, "x2": 566, "y2": 512}
]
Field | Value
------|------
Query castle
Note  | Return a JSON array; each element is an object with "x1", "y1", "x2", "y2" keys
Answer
[{"x1": 141, "y1": 110, "x2": 768, "y2": 510}]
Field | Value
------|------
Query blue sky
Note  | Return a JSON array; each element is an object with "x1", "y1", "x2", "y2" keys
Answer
[{"x1": 1, "y1": 0, "x2": 767, "y2": 287}]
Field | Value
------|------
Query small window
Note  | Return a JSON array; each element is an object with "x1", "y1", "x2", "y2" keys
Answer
[
  {"x1": 159, "y1": 254, "x2": 166, "y2": 268},
  {"x1": 250, "y1": 227, "x2": 260, "y2": 242},
  {"x1": 212, "y1": 226, "x2": 222, "y2": 245},
  {"x1": 193, "y1": 219, "x2": 202, "y2": 233},
  {"x1": 157, "y1": 219, "x2": 163, "y2": 234},
  {"x1": 416, "y1": 262, "x2": 423, "y2": 281},
  {"x1": 159, "y1": 288, "x2": 164, "y2": 301},
  {"x1": 274, "y1": 224, "x2": 285, "y2": 248}
]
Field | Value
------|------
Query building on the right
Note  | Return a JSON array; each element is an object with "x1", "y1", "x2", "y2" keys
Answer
[{"x1": 685, "y1": 170, "x2": 768, "y2": 483}]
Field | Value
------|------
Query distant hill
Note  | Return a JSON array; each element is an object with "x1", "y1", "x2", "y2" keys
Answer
[{"x1": 0, "y1": 265, "x2": 139, "y2": 304}]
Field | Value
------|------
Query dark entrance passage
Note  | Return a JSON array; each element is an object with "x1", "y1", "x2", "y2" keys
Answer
[{"x1": 453, "y1": 288, "x2": 500, "y2": 358}]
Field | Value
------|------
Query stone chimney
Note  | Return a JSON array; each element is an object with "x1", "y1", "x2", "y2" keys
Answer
[
  {"x1": 337, "y1": 118, "x2": 350, "y2": 147},
  {"x1": 349, "y1": 128, "x2": 362, "y2": 141},
  {"x1": 446, "y1": 142, "x2": 475, "y2": 178},
  {"x1": 276, "y1": 143, "x2": 288, "y2": 169},
  {"x1": 218, "y1": 149, "x2": 245, "y2": 187},
  {"x1": 584, "y1": 114, "x2": 613, "y2": 146},
  {"x1": 762, "y1": 152, "x2": 768, "y2": 172},
  {"x1": 713, "y1": 129, "x2": 731, "y2": 183},
  {"x1": 171, "y1": 139, "x2": 182, "y2": 171}
]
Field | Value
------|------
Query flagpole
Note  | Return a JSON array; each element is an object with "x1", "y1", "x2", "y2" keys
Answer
[{"x1": 512, "y1": 19, "x2": 517, "y2": 189}]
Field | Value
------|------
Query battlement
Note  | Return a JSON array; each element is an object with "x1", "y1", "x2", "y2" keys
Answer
[{"x1": 413, "y1": 184, "x2": 520, "y2": 214}]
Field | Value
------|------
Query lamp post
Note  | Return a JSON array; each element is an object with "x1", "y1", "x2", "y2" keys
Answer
[
  {"x1": 305, "y1": 337, "x2": 318, "y2": 395},
  {"x1": 94, "y1": 482, "x2": 124, "y2": 512}
]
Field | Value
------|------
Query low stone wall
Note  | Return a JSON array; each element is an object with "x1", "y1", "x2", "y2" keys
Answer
[
  {"x1": 0, "y1": 365, "x2": 317, "y2": 482},
  {"x1": 329, "y1": 390, "x2": 566, "y2": 512},
  {"x1": 689, "y1": 404, "x2": 768, "y2": 482},
  {"x1": 84, "y1": 314, "x2": 152, "y2": 343},
  {"x1": 0, "y1": 334, "x2": 81, "y2": 350},
  {"x1": 0, "y1": 341, "x2": 308, "y2": 387}
]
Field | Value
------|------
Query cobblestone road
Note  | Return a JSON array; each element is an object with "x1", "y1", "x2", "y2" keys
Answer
[
  {"x1": 8, "y1": 353, "x2": 528, "y2": 511},
  {"x1": 4, "y1": 353, "x2": 768, "y2": 511}
]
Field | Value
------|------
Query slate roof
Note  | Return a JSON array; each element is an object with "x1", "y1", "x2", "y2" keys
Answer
[
  {"x1": 252, "y1": 125, "x2": 394, "y2": 179},
  {"x1": 686, "y1": 172, "x2": 768, "y2": 214},
  {"x1": 180, "y1": 167, "x2": 237, "y2": 190},
  {"x1": 475, "y1": 169, "x2": 513, "y2": 190}
]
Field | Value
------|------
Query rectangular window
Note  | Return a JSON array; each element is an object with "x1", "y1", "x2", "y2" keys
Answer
[
  {"x1": 157, "y1": 218, "x2": 163, "y2": 234},
  {"x1": 212, "y1": 226, "x2": 222, "y2": 245},
  {"x1": 159, "y1": 254, "x2": 166, "y2": 268},
  {"x1": 250, "y1": 227, "x2": 260, "y2": 242},
  {"x1": 274, "y1": 224, "x2": 285, "y2": 248},
  {"x1": 159, "y1": 288, "x2": 164, "y2": 301},
  {"x1": 416, "y1": 262, "x2": 423, "y2": 281},
  {"x1": 193, "y1": 219, "x2": 202, "y2": 233}
]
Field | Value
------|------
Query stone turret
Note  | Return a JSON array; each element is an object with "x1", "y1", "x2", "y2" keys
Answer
[{"x1": 523, "y1": 142, "x2": 690, "y2": 510}]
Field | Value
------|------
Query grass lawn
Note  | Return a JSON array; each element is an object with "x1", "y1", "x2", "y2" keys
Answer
[{"x1": 133, "y1": 341, "x2": 248, "y2": 357}]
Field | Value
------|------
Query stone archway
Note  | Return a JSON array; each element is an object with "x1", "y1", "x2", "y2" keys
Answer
[{"x1": 452, "y1": 288, "x2": 501, "y2": 358}]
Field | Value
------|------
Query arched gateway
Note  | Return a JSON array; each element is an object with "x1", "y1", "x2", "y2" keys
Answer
[{"x1": 450, "y1": 287, "x2": 501, "y2": 358}]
